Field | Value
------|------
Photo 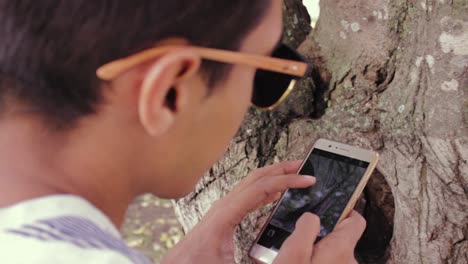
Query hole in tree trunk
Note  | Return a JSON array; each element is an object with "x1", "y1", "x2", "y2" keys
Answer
[{"x1": 355, "y1": 170, "x2": 395, "y2": 264}]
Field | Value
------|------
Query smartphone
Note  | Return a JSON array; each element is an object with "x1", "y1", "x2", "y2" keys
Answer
[{"x1": 249, "y1": 139, "x2": 379, "y2": 264}]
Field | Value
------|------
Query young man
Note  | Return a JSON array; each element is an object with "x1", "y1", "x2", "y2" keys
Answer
[{"x1": 0, "y1": 1, "x2": 366, "y2": 263}]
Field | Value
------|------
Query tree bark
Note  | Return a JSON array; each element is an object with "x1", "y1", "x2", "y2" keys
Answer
[{"x1": 174, "y1": 0, "x2": 468, "y2": 263}]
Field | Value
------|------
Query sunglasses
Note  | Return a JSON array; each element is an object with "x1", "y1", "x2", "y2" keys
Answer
[{"x1": 97, "y1": 43, "x2": 309, "y2": 110}]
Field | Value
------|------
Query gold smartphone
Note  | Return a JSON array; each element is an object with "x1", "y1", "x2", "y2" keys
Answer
[{"x1": 249, "y1": 139, "x2": 379, "y2": 264}]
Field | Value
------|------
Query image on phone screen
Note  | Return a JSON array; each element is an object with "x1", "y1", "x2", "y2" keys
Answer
[{"x1": 257, "y1": 148, "x2": 370, "y2": 251}]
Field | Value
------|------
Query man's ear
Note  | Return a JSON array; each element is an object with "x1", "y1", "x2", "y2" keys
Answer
[{"x1": 138, "y1": 50, "x2": 201, "y2": 136}]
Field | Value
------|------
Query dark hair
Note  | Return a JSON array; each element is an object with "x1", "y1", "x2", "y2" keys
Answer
[{"x1": 0, "y1": 0, "x2": 270, "y2": 129}]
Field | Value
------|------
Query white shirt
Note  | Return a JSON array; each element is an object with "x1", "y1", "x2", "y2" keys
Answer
[{"x1": 0, "y1": 195, "x2": 153, "y2": 264}]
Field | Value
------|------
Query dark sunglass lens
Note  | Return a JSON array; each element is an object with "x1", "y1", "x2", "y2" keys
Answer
[
  {"x1": 252, "y1": 44, "x2": 303, "y2": 108},
  {"x1": 273, "y1": 44, "x2": 304, "y2": 61},
  {"x1": 252, "y1": 70, "x2": 293, "y2": 108}
]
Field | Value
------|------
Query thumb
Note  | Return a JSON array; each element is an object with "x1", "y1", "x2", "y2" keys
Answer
[
  {"x1": 331, "y1": 211, "x2": 366, "y2": 244},
  {"x1": 273, "y1": 213, "x2": 321, "y2": 264}
]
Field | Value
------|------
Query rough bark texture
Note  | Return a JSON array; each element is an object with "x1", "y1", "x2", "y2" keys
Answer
[{"x1": 174, "y1": 0, "x2": 468, "y2": 263}]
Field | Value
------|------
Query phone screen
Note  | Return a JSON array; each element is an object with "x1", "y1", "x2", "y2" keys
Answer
[{"x1": 257, "y1": 148, "x2": 370, "y2": 251}]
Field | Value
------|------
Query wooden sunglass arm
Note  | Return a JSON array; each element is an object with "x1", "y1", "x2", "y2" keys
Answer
[{"x1": 96, "y1": 45, "x2": 309, "y2": 81}]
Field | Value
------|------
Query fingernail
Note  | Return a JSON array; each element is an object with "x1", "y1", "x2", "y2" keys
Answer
[{"x1": 303, "y1": 175, "x2": 316, "y2": 181}]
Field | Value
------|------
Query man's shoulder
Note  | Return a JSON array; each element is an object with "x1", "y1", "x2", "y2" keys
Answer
[
  {"x1": 0, "y1": 228, "x2": 136, "y2": 264},
  {"x1": 0, "y1": 196, "x2": 152, "y2": 264}
]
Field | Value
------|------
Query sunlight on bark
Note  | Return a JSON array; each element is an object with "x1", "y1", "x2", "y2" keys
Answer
[{"x1": 303, "y1": 0, "x2": 320, "y2": 27}]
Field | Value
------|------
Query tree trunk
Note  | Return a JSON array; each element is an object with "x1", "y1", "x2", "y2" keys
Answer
[{"x1": 174, "y1": 0, "x2": 468, "y2": 263}]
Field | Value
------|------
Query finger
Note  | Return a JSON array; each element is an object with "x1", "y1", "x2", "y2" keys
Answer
[
  {"x1": 259, "y1": 192, "x2": 282, "y2": 207},
  {"x1": 274, "y1": 213, "x2": 320, "y2": 264},
  {"x1": 314, "y1": 211, "x2": 366, "y2": 257},
  {"x1": 251, "y1": 160, "x2": 303, "y2": 178},
  {"x1": 231, "y1": 161, "x2": 303, "y2": 195},
  {"x1": 246, "y1": 160, "x2": 303, "y2": 184},
  {"x1": 221, "y1": 174, "x2": 315, "y2": 226},
  {"x1": 234, "y1": 161, "x2": 302, "y2": 192},
  {"x1": 333, "y1": 211, "x2": 366, "y2": 245}
]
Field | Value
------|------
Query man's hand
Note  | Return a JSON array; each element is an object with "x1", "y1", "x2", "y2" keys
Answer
[
  {"x1": 274, "y1": 211, "x2": 366, "y2": 264},
  {"x1": 162, "y1": 161, "x2": 366, "y2": 264},
  {"x1": 162, "y1": 161, "x2": 311, "y2": 263}
]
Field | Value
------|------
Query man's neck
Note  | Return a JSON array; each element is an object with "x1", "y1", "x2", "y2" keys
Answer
[{"x1": 0, "y1": 117, "x2": 135, "y2": 227}]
